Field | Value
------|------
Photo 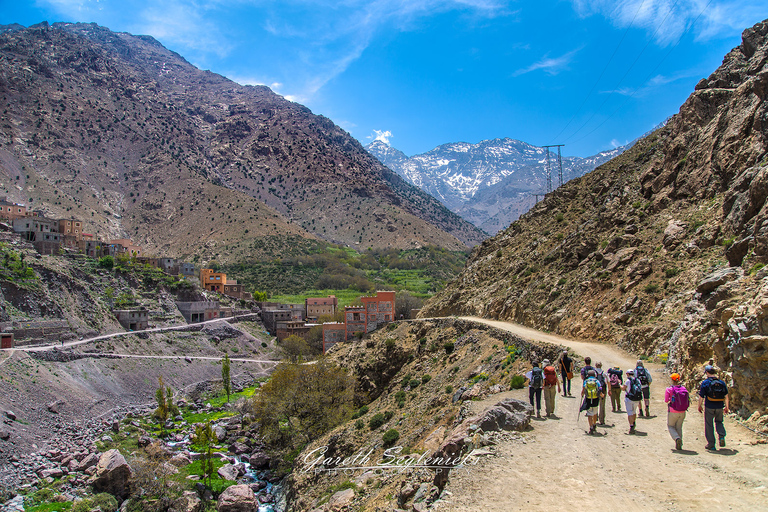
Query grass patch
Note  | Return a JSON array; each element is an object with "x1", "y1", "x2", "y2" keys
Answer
[{"x1": 26, "y1": 503, "x2": 73, "y2": 512}]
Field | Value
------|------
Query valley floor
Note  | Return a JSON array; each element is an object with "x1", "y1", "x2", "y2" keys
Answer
[{"x1": 441, "y1": 318, "x2": 768, "y2": 511}]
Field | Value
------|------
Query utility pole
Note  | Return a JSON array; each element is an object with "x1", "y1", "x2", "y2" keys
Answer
[{"x1": 543, "y1": 144, "x2": 565, "y2": 190}]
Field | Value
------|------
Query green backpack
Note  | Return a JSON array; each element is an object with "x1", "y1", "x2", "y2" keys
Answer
[{"x1": 585, "y1": 377, "x2": 600, "y2": 399}]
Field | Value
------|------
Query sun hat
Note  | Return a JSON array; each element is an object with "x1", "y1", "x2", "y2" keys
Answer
[
  {"x1": 670, "y1": 373, "x2": 681, "y2": 381},
  {"x1": 704, "y1": 364, "x2": 715, "y2": 373},
  {"x1": 542, "y1": 359, "x2": 551, "y2": 365},
  {"x1": 636, "y1": 360, "x2": 644, "y2": 367},
  {"x1": 626, "y1": 369, "x2": 635, "y2": 375}
]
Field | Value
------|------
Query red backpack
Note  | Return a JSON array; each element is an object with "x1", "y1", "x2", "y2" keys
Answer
[{"x1": 543, "y1": 366, "x2": 558, "y2": 386}]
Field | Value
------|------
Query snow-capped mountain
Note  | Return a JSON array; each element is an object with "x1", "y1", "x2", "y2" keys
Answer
[{"x1": 366, "y1": 138, "x2": 629, "y2": 233}]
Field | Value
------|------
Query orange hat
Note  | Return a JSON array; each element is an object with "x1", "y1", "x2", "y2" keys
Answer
[{"x1": 670, "y1": 373, "x2": 681, "y2": 381}]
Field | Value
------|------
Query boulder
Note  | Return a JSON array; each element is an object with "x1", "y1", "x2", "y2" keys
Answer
[
  {"x1": 217, "y1": 463, "x2": 239, "y2": 481},
  {"x1": 248, "y1": 451, "x2": 270, "y2": 469},
  {"x1": 663, "y1": 220, "x2": 688, "y2": 249},
  {"x1": 217, "y1": 484, "x2": 257, "y2": 512},
  {"x1": 76, "y1": 452, "x2": 99, "y2": 472},
  {"x1": 47, "y1": 400, "x2": 66, "y2": 414},
  {"x1": 228, "y1": 442, "x2": 249, "y2": 455},
  {"x1": 213, "y1": 425, "x2": 227, "y2": 442},
  {"x1": 606, "y1": 247, "x2": 638, "y2": 271},
  {"x1": 170, "y1": 490, "x2": 202, "y2": 512},
  {"x1": 328, "y1": 488, "x2": 355, "y2": 511},
  {"x1": 5, "y1": 411, "x2": 16, "y2": 421},
  {"x1": 92, "y1": 449, "x2": 132, "y2": 499},
  {"x1": 476, "y1": 398, "x2": 533, "y2": 432},
  {"x1": 38, "y1": 467, "x2": 64, "y2": 479},
  {"x1": 0, "y1": 430, "x2": 10, "y2": 441},
  {"x1": 170, "y1": 454, "x2": 192, "y2": 467},
  {"x1": 696, "y1": 267, "x2": 742, "y2": 294}
]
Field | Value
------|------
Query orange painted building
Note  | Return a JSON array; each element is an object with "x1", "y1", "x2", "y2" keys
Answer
[
  {"x1": 0, "y1": 199, "x2": 27, "y2": 222},
  {"x1": 305, "y1": 295, "x2": 338, "y2": 321},
  {"x1": 322, "y1": 291, "x2": 396, "y2": 351}
]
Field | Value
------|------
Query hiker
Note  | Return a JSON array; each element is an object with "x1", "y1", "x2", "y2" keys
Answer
[
  {"x1": 525, "y1": 361, "x2": 544, "y2": 418},
  {"x1": 581, "y1": 369, "x2": 604, "y2": 434},
  {"x1": 664, "y1": 373, "x2": 690, "y2": 450},
  {"x1": 622, "y1": 368, "x2": 643, "y2": 434},
  {"x1": 698, "y1": 365, "x2": 729, "y2": 451},
  {"x1": 558, "y1": 350, "x2": 573, "y2": 397},
  {"x1": 580, "y1": 356, "x2": 594, "y2": 381},
  {"x1": 607, "y1": 366, "x2": 623, "y2": 412},
  {"x1": 542, "y1": 358, "x2": 561, "y2": 417},
  {"x1": 594, "y1": 362, "x2": 608, "y2": 425},
  {"x1": 635, "y1": 360, "x2": 653, "y2": 417}
]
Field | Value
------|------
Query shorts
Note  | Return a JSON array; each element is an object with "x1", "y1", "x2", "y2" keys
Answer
[
  {"x1": 642, "y1": 387, "x2": 650, "y2": 399},
  {"x1": 625, "y1": 398, "x2": 640, "y2": 416},
  {"x1": 586, "y1": 407, "x2": 598, "y2": 417},
  {"x1": 584, "y1": 397, "x2": 599, "y2": 416}
]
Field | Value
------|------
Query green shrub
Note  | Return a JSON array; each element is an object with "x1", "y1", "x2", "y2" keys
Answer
[
  {"x1": 408, "y1": 379, "x2": 420, "y2": 389},
  {"x1": 421, "y1": 374, "x2": 432, "y2": 384},
  {"x1": 419, "y1": 337, "x2": 427, "y2": 345},
  {"x1": 382, "y1": 429, "x2": 400, "y2": 447},
  {"x1": 385, "y1": 339, "x2": 396, "y2": 350},
  {"x1": 369, "y1": 413, "x2": 386, "y2": 430},
  {"x1": 355, "y1": 419, "x2": 364, "y2": 430},
  {"x1": 351, "y1": 405, "x2": 369, "y2": 419},
  {"x1": 394, "y1": 390, "x2": 406, "y2": 402},
  {"x1": 445, "y1": 385, "x2": 454, "y2": 394},
  {"x1": 644, "y1": 284, "x2": 659, "y2": 293},
  {"x1": 383, "y1": 410, "x2": 394, "y2": 421},
  {"x1": 93, "y1": 493, "x2": 118, "y2": 512},
  {"x1": 510, "y1": 375, "x2": 525, "y2": 389},
  {"x1": 557, "y1": 277, "x2": 567, "y2": 286},
  {"x1": 749, "y1": 263, "x2": 765, "y2": 275},
  {"x1": 401, "y1": 374, "x2": 412, "y2": 388},
  {"x1": 443, "y1": 342, "x2": 454, "y2": 354},
  {"x1": 664, "y1": 267, "x2": 680, "y2": 278},
  {"x1": 98, "y1": 256, "x2": 114, "y2": 269},
  {"x1": 71, "y1": 500, "x2": 93, "y2": 512},
  {"x1": 555, "y1": 213, "x2": 564, "y2": 222}
]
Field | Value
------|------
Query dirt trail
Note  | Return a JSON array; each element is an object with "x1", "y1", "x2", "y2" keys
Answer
[{"x1": 441, "y1": 317, "x2": 768, "y2": 511}]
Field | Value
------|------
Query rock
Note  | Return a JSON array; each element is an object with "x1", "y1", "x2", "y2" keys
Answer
[
  {"x1": 663, "y1": 220, "x2": 688, "y2": 249},
  {"x1": 47, "y1": 400, "x2": 66, "y2": 414},
  {"x1": 169, "y1": 490, "x2": 202, "y2": 512},
  {"x1": 0, "y1": 430, "x2": 10, "y2": 441},
  {"x1": 76, "y1": 452, "x2": 99, "y2": 472},
  {"x1": 228, "y1": 442, "x2": 249, "y2": 455},
  {"x1": 217, "y1": 464, "x2": 239, "y2": 481},
  {"x1": 213, "y1": 426, "x2": 227, "y2": 442},
  {"x1": 248, "y1": 451, "x2": 270, "y2": 469},
  {"x1": 725, "y1": 236, "x2": 753, "y2": 266},
  {"x1": 606, "y1": 247, "x2": 638, "y2": 271},
  {"x1": 451, "y1": 387, "x2": 466, "y2": 403},
  {"x1": 137, "y1": 435, "x2": 151, "y2": 448},
  {"x1": 92, "y1": 449, "x2": 132, "y2": 499},
  {"x1": 328, "y1": 488, "x2": 355, "y2": 511},
  {"x1": 475, "y1": 398, "x2": 533, "y2": 432},
  {"x1": 38, "y1": 467, "x2": 64, "y2": 479},
  {"x1": 627, "y1": 258, "x2": 652, "y2": 278},
  {"x1": 257, "y1": 493, "x2": 273, "y2": 504},
  {"x1": 696, "y1": 267, "x2": 742, "y2": 294},
  {"x1": 3, "y1": 496, "x2": 25, "y2": 512},
  {"x1": 5, "y1": 411, "x2": 16, "y2": 421},
  {"x1": 111, "y1": 421, "x2": 120, "y2": 433},
  {"x1": 170, "y1": 454, "x2": 192, "y2": 467},
  {"x1": 217, "y1": 484, "x2": 257, "y2": 512}
]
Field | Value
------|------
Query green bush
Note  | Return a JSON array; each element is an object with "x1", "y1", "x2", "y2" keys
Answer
[
  {"x1": 644, "y1": 284, "x2": 659, "y2": 293},
  {"x1": 665, "y1": 267, "x2": 680, "y2": 278},
  {"x1": 443, "y1": 342, "x2": 454, "y2": 354},
  {"x1": 98, "y1": 256, "x2": 114, "y2": 269},
  {"x1": 510, "y1": 375, "x2": 525, "y2": 389},
  {"x1": 383, "y1": 410, "x2": 394, "y2": 421},
  {"x1": 421, "y1": 374, "x2": 432, "y2": 384},
  {"x1": 351, "y1": 405, "x2": 369, "y2": 419},
  {"x1": 93, "y1": 493, "x2": 118, "y2": 512},
  {"x1": 355, "y1": 419, "x2": 364, "y2": 430},
  {"x1": 382, "y1": 429, "x2": 400, "y2": 447},
  {"x1": 401, "y1": 374, "x2": 412, "y2": 388},
  {"x1": 445, "y1": 385, "x2": 454, "y2": 394},
  {"x1": 408, "y1": 379, "x2": 420, "y2": 389},
  {"x1": 369, "y1": 413, "x2": 386, "y2": 430},
  {"x1": 385, "y1": 339, "x2": 396, "y2": 350},
  {"x1": 71, "y1": 500, "x2": 93, "y2": 512}
]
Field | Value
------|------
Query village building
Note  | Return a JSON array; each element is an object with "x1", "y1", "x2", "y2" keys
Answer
[
  {"x1": 176, "y1": 301, "x2": 223, "y2": 323},
  {"x1": 200, "y1": 268, "x2": 250, "y2": 300},
  {"x1": 110, "y1": 239, "x2": 142, "y2": 257},
  {"x1": 0, "y1": 199, "x2": 27, "y2": 222},
  {"x1": 261, "y1": 309, "x2": 294, "y2": 335},
  {"x1": 114, "y1": 308, "x2": 149, "y2": 331},
  {"x1": 1, "y1": 332, "x2": 14, "y2": 349},
  {"x1": 179, "y1": 262, "x2": 196, "y2": 277},
  {"x1": 305, "y1": 295, "x2": 338, "y2": 321},
  {"x1": 275, "y1": 320, "x2": 316, "y2": 341},
  {"x1": 321, "y1": 291, "x2": 397, "y2": 352}
]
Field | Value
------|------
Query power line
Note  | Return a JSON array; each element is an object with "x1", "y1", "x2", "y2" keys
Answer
[
  {"x1": 562, "y1": 0, "x2": 684, "y2": 144},
  {"x1": 552, "y1": 0, "x2": 649, "y2": 142}
]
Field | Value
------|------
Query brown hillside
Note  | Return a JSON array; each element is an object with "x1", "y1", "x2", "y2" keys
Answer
[
  {"x1": 421, "y1": 19, "x2": 768, "y2": 418},
  {"x1": 0, "y1": 22, "x2": 484, "y2": 259}
]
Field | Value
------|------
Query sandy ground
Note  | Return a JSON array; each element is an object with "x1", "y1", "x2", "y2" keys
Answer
[{"x1": 440, "y1": 317, "x2": 768, "y2": 511}]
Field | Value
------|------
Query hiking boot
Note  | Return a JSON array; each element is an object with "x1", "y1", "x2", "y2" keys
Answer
[
  {"x1": 705, "y1": 445, "x2": 717, "y2": 451},
  {"x1": 589, "y1": 426, "x2": 596, "y2": 434},
  {"x1": 645, "y1": 406, "x2": 650, "y2": 416},
  {"x1": 675, "y1": 438, "x2": 683, "y2": 451},
  {"x1": 629, "y1": 424, "x2": 636, "y2": 434},
  {"x1": 639, "y1": 408, "x2": 644, "y2": 417},
  {"x1": 719, "y1": 437, "x2": 726, "y2": 447},
  {"x1": 536, "y1": 411, "x2": 541, "y2": 418}
]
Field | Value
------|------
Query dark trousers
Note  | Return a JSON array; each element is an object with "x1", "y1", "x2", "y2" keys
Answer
[
  {"x1": 529, "y1": 387, "x2": 542, "y2": 411},
  {"x1": 561, "y1": 370, "x2": 571, "y2": 394},
  {"x1": 704, "y1": 407, "x2": 726, "y2": 447}
]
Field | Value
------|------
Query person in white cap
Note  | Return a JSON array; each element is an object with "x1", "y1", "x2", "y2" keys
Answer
[
  {"x1": 541, "y1": 358, "x2": 561, "y2": 417},
  {"x1": 622, "y1": 368, "x2": 643, "y2": 434}
]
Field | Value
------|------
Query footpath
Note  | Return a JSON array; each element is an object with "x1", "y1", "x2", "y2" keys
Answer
[{"x1": 442, "y1": 317, "x2": 768, "y2": 511}]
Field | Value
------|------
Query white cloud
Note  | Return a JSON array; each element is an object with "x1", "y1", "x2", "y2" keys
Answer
[
  {"x1": 513, "y1": 47, "x2": 582, "y2": 76},
  {"x1": 368, "y1": 130, "x2": 393, "y2": 144},
  {"x1": 569, "y1": 0, "x2": 766, "y2": 46}
]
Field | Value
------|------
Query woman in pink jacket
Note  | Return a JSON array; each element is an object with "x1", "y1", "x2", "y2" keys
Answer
[{"x1": 664, "y1": 373, "x2": 690, "y2": 450}]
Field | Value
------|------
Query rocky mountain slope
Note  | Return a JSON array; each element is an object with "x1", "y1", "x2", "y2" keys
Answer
[
  {"x1": 0, "y1": 22, "x2": 485, "y2": 261},
  {"x1": 421, "y1": 19, "x2": 768, "y2": 418},
  {"x1": 366, "y1": 138, "x2": 627, "y2": 233}
]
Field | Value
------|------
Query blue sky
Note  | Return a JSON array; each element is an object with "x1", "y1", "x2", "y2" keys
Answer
[{"x1": 2, "y1": 1, "x2": 765, "y2": 157}]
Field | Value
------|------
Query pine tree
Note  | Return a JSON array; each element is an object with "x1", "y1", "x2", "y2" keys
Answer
[{"x1": 222, "y1": 353, "x2": 231, "y2": 403}]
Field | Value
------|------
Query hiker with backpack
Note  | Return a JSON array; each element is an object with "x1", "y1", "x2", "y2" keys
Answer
[
  {"x1": 580, "y1": 356, "x2": 594, "y2": 381},
  {"x1": 697, "y1": 365, "x2": 729, "y2": 451},
  {"x1": 622, "y1": 368, "x2": 643, "y2": 434},
  {"x1": 635, "y1": 360, "x2": 653, "y2": 417},
  {"x1": 541, "y1": 358, "x2": 561, "y2": 417},
  {"x1": 607, "y1": 366, "x2": 623, "y2": 412},
  {"x1": 664, "y1": 373, "x2": 690, "y2": 450},
  {"x1": 525, "y1": 361, "x2": 544, "y2": 418},
  {"x1": 581, "y1": 369, "x2": 604, "y2": 434},
  {"x1": 594, "y1": 362, "x2": 608, "y2": 425},
  {"x1": 558, "y1": 350, "x2": 573, "y2": 397}
]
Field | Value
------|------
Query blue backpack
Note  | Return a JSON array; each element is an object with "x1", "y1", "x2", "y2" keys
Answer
[{"x1": 627, "y1": 377, "x2": 642, "y2": 401}]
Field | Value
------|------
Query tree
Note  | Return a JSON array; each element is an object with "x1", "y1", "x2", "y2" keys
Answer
[
  {"x1": 192, "y1": 422, "x2": 215, "y2": 489},
  {"x1": 222, "y1": 353, "x2": 231, "y2": 403},
  {"x1": 250, "y1": 359, "x2": 354, "y2": 449},
  {"x1": 281, "y1": 334, "x2": 312, "y2": 362},
  {"x1": 252, "y1": 290, "x2": 268, "y2": 302},
  {"x1": 154, "y1": 376, "x2": 168, "y2": 427},
  {"x1": 396, "y1": 291, "x2": 424, "y2": 319}
]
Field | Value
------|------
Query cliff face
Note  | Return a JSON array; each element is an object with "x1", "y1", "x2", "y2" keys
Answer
[
  {"x1": 421, "y1": 19, "x2": 768, "y2": 419},
  {"x1": 0, "y1": 22, "x2": 484, "y2": 259}
]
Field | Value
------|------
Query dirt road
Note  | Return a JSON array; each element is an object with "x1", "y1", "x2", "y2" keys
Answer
[{"x1": 442, "y1": 317, "x2": 768, "y2": 511}]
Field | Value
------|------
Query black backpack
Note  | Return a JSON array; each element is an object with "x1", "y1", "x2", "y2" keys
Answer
[
  {"x1": 531, "y1": 367, "x2": 544, "y2": 389},
  {"x1": 635, "y1": 367, "x2": 650, "y2": 385},
  {"x1": 707, "y1": 379, "x2": 728, "y2": 400},
  {"x1": 627, "y1": 377, "x2": 643, "y2": 401}
]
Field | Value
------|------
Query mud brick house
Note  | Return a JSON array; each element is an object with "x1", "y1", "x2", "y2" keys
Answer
[
  {"x1": 322, "y1": 323, "x2": 346, "y2": 353},
  {"x1": 179, "y1": 262, "x2": 196, "y2": 277},
  {"x1": 322, "y1": 291, "x2": 396, "y2": 351},
  {"x1": 110, "y1": 239, "x2": 142, "y2": 257},
  {"x1": 0, "y1": 199, "x2": 27, "y2": 222},
  {"x1": 1, "y1": 332, "x2": 14, "y2": 349},
  {"x1": 305, "y1": 295, "x2": 338, "y2": 321},
  {"x1": 176, "y1": 301, "x2": 223, "y2": 323},
  {"x1": 114, "y1": 308, "x2": 149, "y2": 331},
  {"x1": 276, "y1": 320, "x2": 316, "y2": 341},
  {"x1": 200, "y1": 269, "x2": 250, "y2": 300},
  {"x1": 261, "y1": 309, "x2": 293, "y2": 335}
]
